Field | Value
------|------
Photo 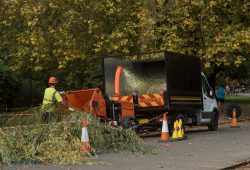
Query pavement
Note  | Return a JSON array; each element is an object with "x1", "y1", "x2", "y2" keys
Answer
[{"x1": 2, "y1": 122, "x2": 250, "y2": 170}]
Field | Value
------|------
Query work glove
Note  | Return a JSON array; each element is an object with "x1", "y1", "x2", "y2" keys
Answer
[
  {"x1": 59, "y1": 91, "x2": 66, "y2": 95},
  {"x1": 68, "y1": 107, "x2": 75, "y2": 112}
]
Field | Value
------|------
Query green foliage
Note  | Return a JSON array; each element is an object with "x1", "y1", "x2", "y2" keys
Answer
[
  {"x1": 0, "y1": 0, "x2": 150, "y2": 88},
  {"x1": 0, "y1": 0, "x2": 249, "y2": 106},
  {"x1": 0, "y1": 109, "x2": 148, "y2": 165},
  {"x1": 156, "y1": 0, "x2": 250, "y2": 69}
]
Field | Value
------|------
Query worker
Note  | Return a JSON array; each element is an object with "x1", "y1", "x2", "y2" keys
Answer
[{"x1": 42, "y1": 76, "x2": 74, "y2": 123}]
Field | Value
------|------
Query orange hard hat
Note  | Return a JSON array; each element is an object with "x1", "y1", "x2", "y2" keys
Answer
[{"x1": 48, "y1": 77, "x2": 57, "y2": 84}]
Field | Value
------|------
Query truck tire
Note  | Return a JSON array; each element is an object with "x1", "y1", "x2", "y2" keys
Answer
[
  {"x1": 208, "y1": 111, "x2": 218, "y2": 131},
  {"x1": 226, "y1": 103, "x2": 241, "y2": 118},
  {"x1": 120, "y1": 116, "x2": 138, "y2": 131}
]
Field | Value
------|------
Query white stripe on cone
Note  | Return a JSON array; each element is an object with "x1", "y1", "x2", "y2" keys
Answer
[
  {"x1": 81, "y1": 127, "x2": 89, "y2": 142},
  {"x1": 161, "y1": 113, "x2": 169, "y2": 141},
  {"x1": 162, "y1": 119, "x2": 169, "y2": 133}
]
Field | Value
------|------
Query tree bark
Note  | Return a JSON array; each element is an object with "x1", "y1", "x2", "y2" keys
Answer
[{"x1": 207, "y1": 67, "x2": 222, "y2": 90}]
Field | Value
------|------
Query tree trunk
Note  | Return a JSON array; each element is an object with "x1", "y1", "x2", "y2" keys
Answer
[
  {"x1": 207, "y1": 67, "x2": 222, "y2": 90},
  {"x1": 208, "y1": 72, "x2": 216, "y2": 90},
  {"x1": 27, "y1": 74, "x2": 33, "y2": 106}
]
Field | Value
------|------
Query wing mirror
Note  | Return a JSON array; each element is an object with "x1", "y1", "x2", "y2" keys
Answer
[{"x1": 209, "y1": 90, "x2": 213, "y2": 96}]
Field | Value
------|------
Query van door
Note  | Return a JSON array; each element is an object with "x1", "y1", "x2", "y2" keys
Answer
[{"x1": 201, "y1": 75, "x2": 215, "y2": 112}]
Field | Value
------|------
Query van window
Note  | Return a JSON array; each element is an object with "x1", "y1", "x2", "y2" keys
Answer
[{"x1": 202, "y1": 76, "x2": 210, "y2": 97}]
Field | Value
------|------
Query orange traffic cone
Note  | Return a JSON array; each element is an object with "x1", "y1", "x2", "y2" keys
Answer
[
  {"x1": 161, "y1": 113, "x2": 170, "y2": 142},
  {"x1": 230, "y1": 108, "x2": 240, "y2": 128},
  {"x1": 80, "y1": 119, "x2": 91, "y2": 153}
]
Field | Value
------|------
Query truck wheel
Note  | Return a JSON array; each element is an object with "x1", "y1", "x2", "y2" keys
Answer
[
  {"x1": 208, "y1": 112, "x2": 218, "y2": 131},
  {"x1": 120, "y1": 116, "x2": 138, "y2": 131}
]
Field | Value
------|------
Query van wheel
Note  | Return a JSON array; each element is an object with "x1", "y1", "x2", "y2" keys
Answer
[{"x1": 208, "y1": 112, "x2": 218, "y2": 131}]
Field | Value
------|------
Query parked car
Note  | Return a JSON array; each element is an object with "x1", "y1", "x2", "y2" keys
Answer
[{"x1": 234, "y1": 86, "x2": 246, "y2": 94}]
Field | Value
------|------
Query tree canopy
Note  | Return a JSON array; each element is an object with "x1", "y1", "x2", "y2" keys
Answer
[{"x1": 0, "y1": 0, "x2": 249, "y2": 106}]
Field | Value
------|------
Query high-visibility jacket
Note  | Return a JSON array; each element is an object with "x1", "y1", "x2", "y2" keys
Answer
[{"x1": 42, "y1": 86, "x2": 63, "y2": 111}]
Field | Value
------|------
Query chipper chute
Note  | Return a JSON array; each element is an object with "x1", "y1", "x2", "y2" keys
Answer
[{"x1": 113, "y1": 65, "x2": 124, "y2": 101}]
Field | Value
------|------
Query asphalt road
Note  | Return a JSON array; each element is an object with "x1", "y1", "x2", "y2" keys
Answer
[{"x1": 2, "y1": 122, "x2": 250, "y2": 170}]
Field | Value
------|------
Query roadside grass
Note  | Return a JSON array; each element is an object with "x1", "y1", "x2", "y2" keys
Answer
[
  {"x1": 0, "y1": 107, "x2": 38, "y2": 127},
  {"x1": 225, "y1": 95, "x2": 250, "y2": 104},
  {"x1": 0, "y1": 114, "x2": 28, "y2": 127},
  {"x1": 245, "y1": 88, "x2": 250, "y2": 93},
  {"x1": 216, "y1": 95, "x2": 250, "y2": 121}
]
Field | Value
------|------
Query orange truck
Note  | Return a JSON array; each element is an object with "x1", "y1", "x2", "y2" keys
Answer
[{"x1": 63, "y1": 51, "x2": 219, "y2": 132}]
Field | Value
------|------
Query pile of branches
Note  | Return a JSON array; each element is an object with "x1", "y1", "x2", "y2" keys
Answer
[{"x1": 0, "y1": 108, "x2": 148, "y2": 165}]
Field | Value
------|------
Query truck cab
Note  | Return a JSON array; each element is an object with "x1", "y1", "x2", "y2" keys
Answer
[
  {"x1": 200, "y1": 72, "x2": 218, "y2": 130},
  {"x1": 202, "y1": 72, "x2": 218, "y2": 113}
]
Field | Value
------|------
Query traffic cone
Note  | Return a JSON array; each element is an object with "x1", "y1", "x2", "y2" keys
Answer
[
  {"x1": 80, "y1": 119, "x2": 91, "y2": 153},
  {"x1": 172, "y1": 120, "x2": 178, "y2": 139},
  {"x1": 160, "y1": 113, "x2": 170, "y2": 142},
  {"x1": 230, "y1": 108, "x2": 240, "y2": 128},
  {"x1": 178, "y1": 119, "x2": 184, "y2": 138}
]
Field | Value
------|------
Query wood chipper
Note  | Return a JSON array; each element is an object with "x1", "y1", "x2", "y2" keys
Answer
[{"x1": 62, "y1": 51, "x2": 219, "y2": 132}]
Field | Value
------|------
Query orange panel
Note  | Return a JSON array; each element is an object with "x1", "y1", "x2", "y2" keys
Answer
[
  {"x1": 90, "y1": 89, "x2": 107, "y2": 117},
  {"x1": 121, "y1": 102, "x2": 135, "y2": 118}
]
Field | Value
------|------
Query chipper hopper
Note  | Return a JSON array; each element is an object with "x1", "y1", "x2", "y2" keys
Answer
[
  {"x1": 62, "y1": 88, "x2": 107, "y2": 117},
  {"x1": 63, "y1": 51, "x2": 218, "y2": 132}
]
